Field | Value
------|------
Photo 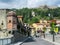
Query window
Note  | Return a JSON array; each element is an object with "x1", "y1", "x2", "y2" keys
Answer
[
  {"x1": 1, "y1": 21, "x2": 4, "y2": 25},
  {"x1": 1, "y1": 23, "x2": 3, "y2": 25},
  {"x1": 13, "y1": 21, "x2": 16, "y2": 24},
  {"x1": 13, "y1": 21, "x2": 15, "y2": 23},
  {"x1": 9, "y1": 31, "x2": 11, "y2": 34},
  {"x1": 9, "y1": 20, "x2": 11, "y2": 23}
]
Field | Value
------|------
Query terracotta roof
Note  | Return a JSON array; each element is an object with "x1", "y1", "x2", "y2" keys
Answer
[
  {"x1": 56, "y1": 22, "x2": 60, "y2": 24},
  {"x1": 17, "y1": 16, "x2": 23, "y2": 18},
  {"x1": 7, "y1": 11, "x2": 16, "y2": 16},
  {"x1": 35, "y1": 23, "x2": 43, "y2": 25},
  {"x1": 50, "y1": 20, "x2": 56, "y2": 22},
  {"x1": 34, "y1": 23, "x2": 49, "y2": 26}
]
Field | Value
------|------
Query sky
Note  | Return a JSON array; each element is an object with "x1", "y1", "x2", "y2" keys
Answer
[{"x1": 0, "y1": 0, "x2": 60, "y2": 9}]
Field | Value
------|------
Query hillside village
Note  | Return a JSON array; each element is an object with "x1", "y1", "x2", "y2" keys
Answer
[
  {"x1": 1, "y1": 0, "x2": 60, "y2": 45},
  {"x1": 0, "y1": 8, "x2": 60, "y2": 45},
  {"x1": 0, "y1": 8, "x2": 60, "y2": 35}
]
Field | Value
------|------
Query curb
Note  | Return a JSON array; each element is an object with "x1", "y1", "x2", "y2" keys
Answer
[
  {"x1": 41, "y1": 38, "x2": 60, "y2": 45},
  {"x1": 12, "y1": 37, "x2": 29, "y2": 45},
  {"x1": 20, "y1": 37, "x2": 30, "y2": 45}
]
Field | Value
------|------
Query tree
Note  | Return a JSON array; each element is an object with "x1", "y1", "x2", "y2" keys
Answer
[
  {"x1": 50, "y1": 22, "x2": 56, "y2": 34},
  {"x1": 13, "y1": 7, "x2": 60, "y2": 24}
]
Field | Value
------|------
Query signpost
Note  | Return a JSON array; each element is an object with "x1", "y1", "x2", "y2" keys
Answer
[{"x1": 54, "y1": 27, "x2": 58, "y2": 33}]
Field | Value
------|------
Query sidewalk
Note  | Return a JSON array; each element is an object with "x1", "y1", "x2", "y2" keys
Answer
[
  {"x1": 42, "y1": 38, "x2": 60, "y2": 45},
  {"x1": 41, "y1": 34, "x2": 60, "y2": 45}
]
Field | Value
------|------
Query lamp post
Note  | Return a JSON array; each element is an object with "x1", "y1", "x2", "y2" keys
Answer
[
  {"x1": 43, "y1": 27, "x2": 46, "y2": 38},
  {"x1": 24, "y1": 24, "x2": 27, "y2": 36},
  {"x1": 24, "y1": 23, "x2": 30, "y2": 37},
  {"x1": 48, "y1": 13, "x2": 55, "y2": 42},
  {"x1": 51, "y1": 22, "x2": 55, "y2": 42}
]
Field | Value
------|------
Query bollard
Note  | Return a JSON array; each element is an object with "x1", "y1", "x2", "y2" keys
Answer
[
  {"x1": 43, "y1": 31, "x2": 45, "y2": 38},
  {"x1": 44, "y1": 33, "x2": 45, "y2": 38},
  {"x1": 53, "y1": 33, "x2": 55, "y2": 42}
]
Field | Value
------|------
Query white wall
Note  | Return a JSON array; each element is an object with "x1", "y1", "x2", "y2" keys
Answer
[{"x1": 0, "y1": 9, "x2": 7, "y2": 29}]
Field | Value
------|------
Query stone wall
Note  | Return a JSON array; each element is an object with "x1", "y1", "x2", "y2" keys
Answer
[{"x1": 0, "y1": 9, "x2": 7, "y2": 29}]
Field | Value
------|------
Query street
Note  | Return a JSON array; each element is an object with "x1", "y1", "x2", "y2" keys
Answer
[{"x1": 22, "y1": 37, "x2": 55, "y2": 45}]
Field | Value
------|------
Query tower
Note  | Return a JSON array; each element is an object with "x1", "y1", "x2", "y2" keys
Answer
[
  {"x1": 17, "y1": 16, "x2": 23, "y2": 24},
  {"x1": 7, "y1": 11, "x2": 17, "y2": 32},
  {"x1": 0, "y1": 9, "x2": 10, "y2": 30}
]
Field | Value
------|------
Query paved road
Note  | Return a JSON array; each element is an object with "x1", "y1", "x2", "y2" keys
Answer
[{"x1": 22, "y1": 37, "x2": 55, "y2": 45}]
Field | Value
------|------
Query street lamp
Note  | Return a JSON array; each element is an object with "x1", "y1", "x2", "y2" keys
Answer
[
  {"x1": 48, "y1": 13, "x2": 55, "y2": 42},
  {"x1": 24, "y1": 24, "x2": 27, "y2": 35},
  {"x1": 24, "y1": 23, "x2": 30, "y2": 37}
]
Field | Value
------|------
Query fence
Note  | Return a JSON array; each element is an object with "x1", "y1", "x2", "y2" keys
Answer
[{"x1": 0, "y1": 36, "x2": 13, "y2": 45}]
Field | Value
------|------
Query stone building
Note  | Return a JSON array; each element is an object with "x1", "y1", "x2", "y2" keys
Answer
[
  {"x1": 17, "y1": 16, "x2": 23, "y2": 24},
  {"x1": 7, "y1": 11, "x2": 17, "y2": 32},
  {"x1": 0, "y1": 9, "x2": 24, "y2": 34},
  {"x1": 0, "y1": 9, "x2": 10, "y2": 30},
  {"x1": 0, "y1": 9, "x2": 18, "y2": 33}
]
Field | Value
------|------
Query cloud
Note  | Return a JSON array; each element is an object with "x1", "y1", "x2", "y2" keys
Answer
[
  {"x1": 0, "y1": 2, "x2": 10, "y2": 8},
  {"x1": 9, "y1": 0, "x2": 27, "y2": 8},
  {"x1": 0, "y1": 0, "x2": 60, "y2": 8},
  {"x1": 27, "y1": 0, "x2": 39, "y2": 8},
  {"x1": 27, "y1": 0, "x2": 60, "y2": 8},
  {"x1": 0, "y1": 0, "x2": 27, "y2": 9},
  {"x1": 0, "y1": 0, "x2": 13, "y2": 3}
]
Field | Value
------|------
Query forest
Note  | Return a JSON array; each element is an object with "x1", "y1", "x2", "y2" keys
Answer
[{"x1": 12, "y1": 6, "x2": 60, "y2": 24}]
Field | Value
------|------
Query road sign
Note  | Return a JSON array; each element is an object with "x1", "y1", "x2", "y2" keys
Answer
[{"x1": 54, "y1": 27, "x2": 58, "y2": 33}]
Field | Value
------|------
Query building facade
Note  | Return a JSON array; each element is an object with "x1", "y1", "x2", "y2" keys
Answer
[
  {"x1": 0, "y1": 9, "x2": 10, "y2": 30},
  {"x1": 7, "y1": 11, "x2": 17, "y2": 31}
]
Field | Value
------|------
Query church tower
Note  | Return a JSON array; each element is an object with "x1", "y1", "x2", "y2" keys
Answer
[{"x1": 7, "y1": 11, "x2": 17, "y2": 32}]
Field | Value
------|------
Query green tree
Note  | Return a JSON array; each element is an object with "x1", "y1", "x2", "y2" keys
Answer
[{"x1": 50, "y1": 22, "x2": 56, "y2": 34}]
